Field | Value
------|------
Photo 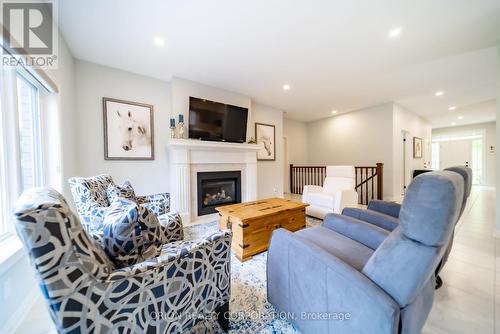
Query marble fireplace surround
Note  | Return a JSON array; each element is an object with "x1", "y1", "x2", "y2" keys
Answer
[{"x1": 167, "y1": 139, "x2": 261, "y2": 225}]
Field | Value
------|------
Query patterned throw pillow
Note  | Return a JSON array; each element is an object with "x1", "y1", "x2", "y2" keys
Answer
[
  {"x1": 102, "y1": 198, "x2": 168, "y2": 267},
  {"x1": 107, "y1": 181, "x2": 136, "y2": 204}
]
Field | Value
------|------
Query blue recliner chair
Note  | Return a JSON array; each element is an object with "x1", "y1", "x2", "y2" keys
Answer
[
  {"x1": 342, "y1": 166, "x2": 471, "y2": 231},
  {"x1": 341, "y1": 166, "x2": 472, "y2": 288},
  {"x1": 267, "y1": 171, "x2": 464, "y2": 333}
]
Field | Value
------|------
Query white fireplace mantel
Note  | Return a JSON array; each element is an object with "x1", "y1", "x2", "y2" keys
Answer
[{"x1": 167, "y1": 139, "x2": 261, "y2": 224}]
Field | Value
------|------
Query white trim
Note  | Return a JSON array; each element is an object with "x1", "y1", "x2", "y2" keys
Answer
[
  {"x1": 0, "y1": 234, "x2": 24, "y2": 276},
  {"x1": 0, "y1": 287, "x2": 39, "y2": 334}
]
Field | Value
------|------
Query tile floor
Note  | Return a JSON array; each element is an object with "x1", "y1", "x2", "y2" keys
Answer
[{"x1": 14, "y1": 186, "x2": 498, "y2": 333}]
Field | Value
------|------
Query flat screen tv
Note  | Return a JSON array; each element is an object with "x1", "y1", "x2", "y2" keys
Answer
[{"x1": 188, "y1": 97, "x2": 248, "y2": 143}]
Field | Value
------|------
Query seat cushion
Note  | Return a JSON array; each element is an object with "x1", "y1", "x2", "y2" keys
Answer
[
  {"x1": 295, "y1": 226, "x2": 374, "y2": 271},
  {"x1": 306, "y1": 192, "x2": 336, "y2": 208}
]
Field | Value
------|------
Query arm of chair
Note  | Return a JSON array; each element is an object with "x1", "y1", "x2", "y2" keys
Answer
[
  {"x1": 158, "y1": 211, "x2": 184, "y2": 243},
  {"x1": 367, "y1": 200, "x2": 401, "y2": 218},
  {"x1": 136, "y1": 192, "x2": 170, "y2": 216},
  {"x1": 106, "y1": 230, "x2": 231, "y2": 280},
  {"x1": 342, "y1": 207, "x2": 399, "y2": 232},
  {"x1": 322, "y1": 213, "x2": 389, "y2": 250},
  {"x1": 267, "y1": 229, "x2": 400, "y2": 333},
  {"x1": 302, "y1": 185, "x2": 323, "y2": 202},
  {"x1": 334, "y1": 189, "x2": 358, "y2": 213}
]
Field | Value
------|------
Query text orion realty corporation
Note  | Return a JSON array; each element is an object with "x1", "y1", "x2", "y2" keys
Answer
[{"x1": 1, "y1": 0, "x2": 58, "y2": 68}]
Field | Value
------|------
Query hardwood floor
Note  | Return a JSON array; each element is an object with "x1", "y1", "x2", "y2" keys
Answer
[{"x1": 15, "y1": 187, "x2": 499, "y2": 333}]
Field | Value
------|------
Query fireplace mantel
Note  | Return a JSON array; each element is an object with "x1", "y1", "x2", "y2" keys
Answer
[
  {"x1": 167, "y1": 139, "x2": 260, "y2": 224},
  {"x1": 168, "y1": 138, "x2": 262, "y2": 152}
]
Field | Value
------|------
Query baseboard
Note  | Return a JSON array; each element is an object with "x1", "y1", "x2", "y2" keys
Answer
[{"x1": 0, "y1": 287, "x2": 39, "y2": 334}]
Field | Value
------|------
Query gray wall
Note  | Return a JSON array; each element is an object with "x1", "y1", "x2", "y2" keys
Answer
[
  {"x1": 307, "y1": 103, "x2": 395, "y2": 199},
  {"x1": 75, "y1": 60, "x2": 172, "y2": 195}
]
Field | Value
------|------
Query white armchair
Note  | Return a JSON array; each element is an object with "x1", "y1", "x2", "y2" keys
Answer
[{"x1": 302, "y1": 165, "x2": 358, "y2": 219}]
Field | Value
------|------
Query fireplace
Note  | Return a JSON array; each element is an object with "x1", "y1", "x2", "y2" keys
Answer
[{"x1": 197, "y1": 171, "x2": 242, "y2": 216}]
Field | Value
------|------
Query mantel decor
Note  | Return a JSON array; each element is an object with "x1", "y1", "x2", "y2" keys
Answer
[{"x1": 103, "y1": 97, "x2": 154, "y2": 160}]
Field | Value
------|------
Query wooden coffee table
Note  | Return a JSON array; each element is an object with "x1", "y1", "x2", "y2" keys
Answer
[{"x1": 216, "y1": 198, "x2": 309, "y2": 262}]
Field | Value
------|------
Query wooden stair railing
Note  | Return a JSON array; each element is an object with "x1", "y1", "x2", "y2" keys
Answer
[{"x1": 289, "y1": 163, "x2": 384, "y2": 205}]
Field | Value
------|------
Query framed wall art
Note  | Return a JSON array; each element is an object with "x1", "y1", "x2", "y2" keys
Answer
[
  {"x1": 103, "y1": 97, "x2": 154, "y2": 160},
  {"x1": 255, "y1": 122, "x2": 276, "y2": 161}
]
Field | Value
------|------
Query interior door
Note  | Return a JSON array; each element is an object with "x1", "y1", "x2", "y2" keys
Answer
[{"x1": 440, "y1": 140, "x2": 472, "y2": 169}]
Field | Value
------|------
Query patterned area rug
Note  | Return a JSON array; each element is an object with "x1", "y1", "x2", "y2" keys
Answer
[{"x1": 187, "y1": 216, "x2": 322, "y2": 334}]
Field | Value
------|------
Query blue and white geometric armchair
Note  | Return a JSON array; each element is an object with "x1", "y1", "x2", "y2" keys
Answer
[
  {"x1": 68, "y1": 174, "x2": 177, "y2": 234},
  {"x1": 14, "y1": 188, "x2": 232, "y2": 333}
]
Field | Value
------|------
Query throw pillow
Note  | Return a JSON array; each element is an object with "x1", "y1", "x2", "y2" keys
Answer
[
  {"x1": 107, "y1": 181, "x2": 136, "y2": 204},
  {"x1": 102, "y1": 198, "x2": 167, "y2": 267}
]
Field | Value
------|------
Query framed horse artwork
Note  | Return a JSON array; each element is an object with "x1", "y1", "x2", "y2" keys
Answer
[
  {"x1": 103, "y1": 97, "x2": 154, "y2": 160},
  {"x1": 255, "y1": 122, "x2": 276, "y2": 161}
]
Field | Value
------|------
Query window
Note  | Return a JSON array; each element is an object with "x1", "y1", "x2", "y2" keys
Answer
[
  {"x1": 0, "y1": 69, "x2": 44, "y2": 239},
  {"x1": 16, "y1": 73, "x2": 43, "y2": 190},
  {"x1": 0, "y1": 91, "x2": 6, "y2": 237}
]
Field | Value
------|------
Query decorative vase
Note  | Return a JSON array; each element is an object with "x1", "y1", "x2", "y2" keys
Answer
[{"x1": 177, "y1": 122, "x2": 185, "y2": 139}]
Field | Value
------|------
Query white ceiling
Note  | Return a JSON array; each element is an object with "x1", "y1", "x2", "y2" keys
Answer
[{"x1": 58, "y1": 0, "x2": 500, "y2": 126}]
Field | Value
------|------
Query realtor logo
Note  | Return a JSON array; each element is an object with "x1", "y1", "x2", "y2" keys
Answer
[{"x1": 1, "y1": 0, "x2": 58, "y2": 67}]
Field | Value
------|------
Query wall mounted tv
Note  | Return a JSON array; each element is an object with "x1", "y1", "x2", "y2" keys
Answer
[{"x1": 188, "y1": 97, "x2": 248, "y2": 143}]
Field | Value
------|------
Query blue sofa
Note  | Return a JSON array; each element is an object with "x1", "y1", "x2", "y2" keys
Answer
[{"x1": 267, "y1": 171, "x2": 464, "y2": 333}]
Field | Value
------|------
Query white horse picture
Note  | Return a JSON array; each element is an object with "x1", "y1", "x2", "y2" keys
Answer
[
  {"x1": 104, "y1": 98, "x2": 154, "y2": 160},
  {"x1": 255, "y1": 123, "x2": 276, "y2": 161}
]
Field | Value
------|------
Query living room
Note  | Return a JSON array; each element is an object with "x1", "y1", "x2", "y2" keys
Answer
[{"x1": 1, "y1": 1, "x2": 500, "y2": 333}]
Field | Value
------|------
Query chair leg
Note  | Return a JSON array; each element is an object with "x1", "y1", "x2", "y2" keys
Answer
[
  {"x1": 216, "y1": 301, "x2": 230, "y2": 332},
  {"x1": 435, "y1": 275, "x2": 443, "y2": 289}
]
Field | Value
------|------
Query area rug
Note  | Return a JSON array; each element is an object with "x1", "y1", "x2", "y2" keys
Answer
[{"x1": 187, "y1": 217, "x2": 322, "y2": 334}]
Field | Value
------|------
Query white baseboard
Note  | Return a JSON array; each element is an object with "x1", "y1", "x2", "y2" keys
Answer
[{"x1": 1, "y1": 287, "x2": 39, "y2": 334}]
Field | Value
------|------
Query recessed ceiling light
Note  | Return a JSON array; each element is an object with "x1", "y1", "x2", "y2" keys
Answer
[
  {"x1": 448, "y1": 106, "x2": 456, "y2": 111},
  {"x1": 282, "y1": 84, "x2": 291, "y2": 91},
  {"x1": 331, "y1": 110, "x2": 337, "y2": 114},
  {"x1": 388, "y1": 27, "x2": 402, "y2": 38},
  {"x1": 451, "y1": 122, "x2": 457, "y2": 126},
  {"x1": 457, "y1": 116, "x2": 463, "y2": 120},
  {"x1": 153, "y1": 37, "x2": 165, "y2": 47},
  {"x1": 434, "y1": 91, "x2": 444, "y2": 97}
]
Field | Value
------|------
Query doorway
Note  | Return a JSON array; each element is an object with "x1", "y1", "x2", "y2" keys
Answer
[{"x1": 433, "y1": 136, "x2": 484, "y2": 185}]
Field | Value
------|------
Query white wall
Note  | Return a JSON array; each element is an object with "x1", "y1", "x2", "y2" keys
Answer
[
  {"x1": 283, "y1": 118, "x2": 308, "y2": 192},
  {"x1": 307, "y1": 103, "x2": 395, "y2": 199},
  {"x1": 283, "y1": 118, "x2": 308, "y2": 164},
  {"x1": 74, "y1": 60, "x2": 172, "y2": 195},
  {"x1": 393, "y1": 104, "x2": 432, "y2": 198},
  {"x1": 252, "y1": 103, "x2": 284, "y2": 198},
  {"x1": 433, "y1": 122, "x2": 496, "y2": 186},
  {"x1": 46, "y1": 37, "x2": 77, "y2": 199},
  {"x1": 170, "y1": 77, "x2": 252, "y2": 140}
]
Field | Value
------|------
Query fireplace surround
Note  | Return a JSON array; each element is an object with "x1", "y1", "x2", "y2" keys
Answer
[
  {"x1": 197, "y1": 171, "x2": 241, "y2": 216},
  {"x1": 167, "y1": 139, "x2": 261, "y2": 224}
]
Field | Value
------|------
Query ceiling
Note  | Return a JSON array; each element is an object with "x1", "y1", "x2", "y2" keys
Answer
[{"x1": 58, "y1": 0, "x2": 500, "y2": 126}]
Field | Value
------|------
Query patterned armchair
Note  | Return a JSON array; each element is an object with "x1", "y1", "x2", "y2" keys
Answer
[
  {"x1": 14, "y1": 188, "x2": 232, "y2": 333},
  {"x1": 68, "y1": 174, "x2": 174, "y2": 233}
]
